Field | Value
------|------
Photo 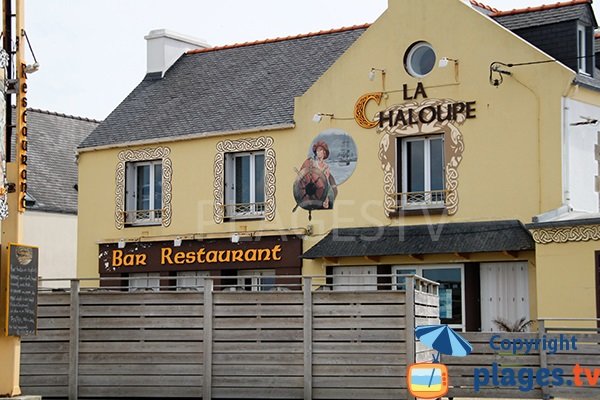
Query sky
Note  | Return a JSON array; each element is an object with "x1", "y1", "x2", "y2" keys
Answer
[{"x1": 20, "y1": 0, "x2": 600, "y2": 121}]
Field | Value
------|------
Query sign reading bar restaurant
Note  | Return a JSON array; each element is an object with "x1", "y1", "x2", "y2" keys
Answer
[{"x1": 99, "y1": 235, "x2": 302, "y2": 273}]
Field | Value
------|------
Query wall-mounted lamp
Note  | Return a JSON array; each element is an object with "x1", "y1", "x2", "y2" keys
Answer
[
  {"x1": 173, "y1": 237, "x2": 183, "y2": 247},
  {"x1": 231, "y1": 233, "x2": 240, "y2": 243},
  {"x1": 24, "y1": 62, "x2": 40, "y2": 74},
  {"x1": 117, "y1": 239, "x2": 126, "y2": 249},
  {"x1": 368, "y1": 67, "x2": 386, "y2": 81},
  {"x1": 438, "y1": 57, "x2": 458, "y2": 68},
  {"x1": 312, "y1": 113, "x2": 334, "y2": 123}
]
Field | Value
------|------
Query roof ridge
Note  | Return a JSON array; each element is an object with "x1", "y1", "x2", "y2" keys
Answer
[
  {"x1": 469, "y1": 0, "x2": 499, "y2": 13},
  {"x1": 492, "y1": 0, "x2": 591, "y2": 17},
  {"x1": 14, "y1": 106, "x2": 102, "y2": 123},
  {"x1": 186, "y1": 23, "x2": 371, "y2": 55}
]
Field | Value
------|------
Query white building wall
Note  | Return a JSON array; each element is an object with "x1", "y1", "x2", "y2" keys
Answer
[
  {"x1": 564, "y1": 98, "x2": 600, "y2": 213},
  {"x1": 22, "y1": 211, "x2": 77, "y2": 287}
]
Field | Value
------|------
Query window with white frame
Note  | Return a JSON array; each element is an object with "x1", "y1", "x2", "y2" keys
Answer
[
  {"x1": 224, "y1": 151, "x2": 265, "y2": 219},
  {"x1": 393, "y1": 264, "x2": 464, "y2": 330},
  {"x1": 577, "y1": 24, "x2": 590, "y2": 75},
  {"x1": 129, "y1": 273, "x2": 160, "y2": 292},
  {"x1": 125, "y1": 160, "x2": 163, "y2": 225},
  {"x1": 176, "y1": 271, "x2": 210, "y2": 291},
  {"x1": 237, "y1": 269, "x2": 275, "y2": 292},
  {"x1": 397, "y1": 135, "x2": 445, "y2": 208}
]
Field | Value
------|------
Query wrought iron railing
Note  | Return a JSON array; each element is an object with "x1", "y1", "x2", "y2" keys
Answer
[
  {"x1": 223, "y1": 202, "x2": 265, "y2": 218},
  {"x1": 124, "y1": 209, "x2": 163, "y2": 225},
  {"x1": 393, "y1": 189, "x2": 448, "y2": 209}
]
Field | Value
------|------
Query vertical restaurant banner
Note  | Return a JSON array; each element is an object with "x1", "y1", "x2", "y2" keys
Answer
[{"x1": 7, "y1": 244, "x2": 39, "y2": 335}]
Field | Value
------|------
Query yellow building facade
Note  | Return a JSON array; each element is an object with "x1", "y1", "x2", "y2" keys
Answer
[{"x1": 77, "y1": 0, "x2": 600, "y2": 331}]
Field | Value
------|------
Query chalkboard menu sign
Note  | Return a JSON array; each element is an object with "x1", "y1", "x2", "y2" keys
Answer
[{"x1": 7, "y1": 244, "x2": 39, "y2": 336}]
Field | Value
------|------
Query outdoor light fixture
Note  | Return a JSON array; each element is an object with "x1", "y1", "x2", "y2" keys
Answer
[
  {"x1": 24, "y1": 62, "x2": 39, "y2": 74},
  {"x1": 368, "y1": 67, "x2": 386, "y2": 81},
  {"x1": 117, "y1": 239, "x2": 126, "y2": 249},
  {"x1": 231, "y1": 233, "x2": 240, "y2": 243},
  {"x1": 438, "y1": 57, "x2": 458, "y2": 68},
  {"x1": 173, "y1": 237, "x2": 182, "y2": 247},
  {"x1": 312, "y1": 113, "x2": 334, "y2": 123}
]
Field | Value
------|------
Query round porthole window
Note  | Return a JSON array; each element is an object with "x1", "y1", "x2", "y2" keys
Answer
[{"x1": 405, "y1": 42, "x2": 436, "y2": 78}]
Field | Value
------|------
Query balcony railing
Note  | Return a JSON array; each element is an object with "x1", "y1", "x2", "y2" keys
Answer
[
  {"x1": 124, "y1": 209, "x2": 163, "y2": 225},
  {"x1": 393, "y1": 189, "x2": 448, "y2": 210},
  {"x1": 223, "y1": 202, "x2": 265, "y2": 219}
]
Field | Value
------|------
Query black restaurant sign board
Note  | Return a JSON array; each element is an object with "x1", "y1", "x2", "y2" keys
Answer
[{"x1": 7, "y1": 244, "x2": 39, "y2": 336}]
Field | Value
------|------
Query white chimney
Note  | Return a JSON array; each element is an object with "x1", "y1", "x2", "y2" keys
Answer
[{"x1": 144, "y1": 29, "x2": 210, "y2": 78}]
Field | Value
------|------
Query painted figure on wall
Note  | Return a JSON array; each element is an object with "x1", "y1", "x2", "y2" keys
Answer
[{"x1": 293, "y1": 129, "x2": 357, "y2": 219}]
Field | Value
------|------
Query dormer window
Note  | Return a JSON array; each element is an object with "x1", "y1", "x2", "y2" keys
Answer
[{"x1": 578, "y1": 23, "x2": 591, "y2": 75}]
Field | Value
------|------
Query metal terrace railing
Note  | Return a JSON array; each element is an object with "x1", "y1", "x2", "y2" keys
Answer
[
  {"x1": 389, "y1": 189, "x2": 448, "y2": 210},
  {"x1": 22, "y1": 274, "x2": 439, "y2": 400},
  {"x1": 123, "y1": 208, "x2": 163, "y2": 225},
  {"x1": 222, "y1": 201, "x2": 266, "y2": 218}
]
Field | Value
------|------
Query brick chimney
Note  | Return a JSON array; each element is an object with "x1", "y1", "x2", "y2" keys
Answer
[{"x1": 144, "y1": 29, "x2": 210, "y2": 78}]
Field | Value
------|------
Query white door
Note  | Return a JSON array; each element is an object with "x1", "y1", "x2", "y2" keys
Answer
[
  {"x1": 480, "y1": 262, "x2": 529, "y2": 332},
  {"x1": 332, "y1": 266, "x2": 377, "y2": 291}
]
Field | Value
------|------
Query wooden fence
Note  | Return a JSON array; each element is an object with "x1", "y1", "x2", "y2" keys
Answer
[
  {"x1": 19, "y1": 276, "x2": 439, "y2": 399},
  {"x1": 443, "y1": 321, "x2": 600, "y2": 399}
]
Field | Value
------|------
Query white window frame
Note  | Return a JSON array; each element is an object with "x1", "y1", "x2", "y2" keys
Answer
[
  {"x1": 125, "y1": 160, "x2": 163, "y2": 225},
  {"x1": 224, "y1": 151, "x2": 265, "y2": 219},
  {"x1": 577, "y1": 24, "x2": 590, "y2": 75},
  {"x1": 176, "y1": 271, "x2": 210, "y2": 292},
  {"x1": 392, "y1": 264, "x2": 465, "y2": 331},
  {"x1": 129, "y1": 273, "x2": 160, "y2": 292},
  {"x1": 331, "y1": 266, "x2": 378, "y2": 291},
  {"x1": 399, "y1": 135, "x2": 445, "y2": 208},
  {"x1": 237, "y1": 269, "x2": 275, "y2": 292}
]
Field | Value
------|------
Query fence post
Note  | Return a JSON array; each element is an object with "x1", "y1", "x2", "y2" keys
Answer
[
  {"x1": 405, "y1": 276, "x2": 416, "y2": 400},
  {"x1": 538, "y1": 320, "x2": 549, "y2": 400},
  {"x1": 68, "y1": 280, "x2": 80, "y2": 400},
  {"x1": 303, "y1": 277, "x2": 313, "y2": 400},
  {"x1": 203, "y1": 278, "x2": 214, "y2": 400}
]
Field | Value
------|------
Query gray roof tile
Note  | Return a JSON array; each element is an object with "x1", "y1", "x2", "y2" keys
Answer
[
  {"x1": 493, "y1": 3, "x2": 594, "y2": 30},
  {"x1": 80, "y1": 27, "x2": 367, "y2": 149},
  {"x1": 302, "y1": 220, "x2": 535, "y2": 259},
  {"x1": 12, "y1": 109, "x2": 100, "y2": 214}
]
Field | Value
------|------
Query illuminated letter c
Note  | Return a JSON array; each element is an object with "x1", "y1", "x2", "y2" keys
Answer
[{"x1": 354, "y1": 92, "x2": 383, "y2": 129}]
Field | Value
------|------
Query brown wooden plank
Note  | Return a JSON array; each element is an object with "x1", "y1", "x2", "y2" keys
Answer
[
  {"x1": 20, "y1": 342, "x2": 69, "y2": 354},
  {"x1": 313, "y1": 353, "x2": 404, "y2": 365},
  {"x1": 213, "y1": 364, "x2": 303, "y2": 377},
  {"x1": 213, "y1": 292, "x2": 303, "y2": 304},
  {"x1": 414, "y1": 292, "x2": 439, "y2": 307},
  {"x1": 79, "y1": 291, "x2": 204, "y2": 305},
  {"x1": 314, "y1": 376, "x2": 404, "y2": 388},
  {"x1": 313, "y1": 387, "x2": 404, "y2": 399},
  {"x1": 36, "y1": 318, "x2": 70, "y2": 329},
  {"x1": 79, "y1": 375, "x2": 202, "y2": 386},
  {"x1": 312, "y1": 342, "x2": 406, "y2": 354},
  {"x1": 21, "y1": 363, "x2": 69, "y2": 375},
  {"x1": 80, "y1": 328, "x2": 203, "y2": 342},
  {"x1": 212, "y1": 376, "x2": 303, "y2": 388},
  {"x1": 447, "y1": 387, "x2": 542, "y2": 398},
  {"x1": 312, "y1": 304, "x2": 405, "y2": 317},
  {"x1": 78, "y1": 363, "x2": 202, "y2": 375},
  {"x1": 414, "y1": 304, "x2": 439, "y2": 317},
  {"x1": 313, "y1": 292, "x2": 404, "y2": 304},
  {"x1": 36, "y1": 305, "x2": 71, "y2": 317},
  {"x1": 77, "y1": 386, "x2": 202, "y2": 398},
  {"x1": 18, "y1": 386, "x2": 68, "y2": 397},
  {"x1": 37, "y1": 293, "x2": 70, "y2": 305},
  {"x1": 212, "y1": 342, "x2": 303, "y2": 353},
  {"x1": 80, "y1": 304, "x2": 204, "y2": 317},
  {"x1": 313, "y1": 329, "x2": 405, "y2": 342},
  {"x1": 20, "y1": 353, "x2": 69, "y2": 364},
  {"x1": 21, "y1": 329, "x2": 70, "y2": 342},
  {"x1": 214, "y1": 317, "x2": 303, "y2": 329},
  {"x1": 213, "y1": 329, "x2": 303, "y2": 341},
  {"x1": 213, "y1": 304, "x2": 302, "y2": 316},
  {"x1": 79, "y1": 342, "x2": 203, "y2": 353},
  {"x1": 79, "y1": 316, "x2": 203, "y2": 329},
  {"x1": 312, "y1": 365, "x2": 405, "y2": 377},
  {"x1": 313, "y1": 317, "x2": 405, "y2": 329},
  {"x1": 211, "y1": 387, "x2": 303, "y2": 399},
  {"x1": 19, "y1": 375, "x2": 68, "y2": 386},
  {"x1": 78, "y1": 353, "x2": 202, "y2": 364},
  {"x1": 213, "y1": 353, "x2": 302, "y2": 365}
]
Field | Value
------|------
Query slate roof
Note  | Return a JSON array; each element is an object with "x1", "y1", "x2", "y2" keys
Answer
[
  {"x1": 492, "y1": 1, "x2": 595, "y2": 30},
  {"x1": 12, "y1": 109, "x2": 100, "y2": 214},
  {"x1": 79, "y1": 25, "x2": 368, "y2": 149},
  {"x1": 302, "y1": 220, "x2": 535, "y2": 259}
]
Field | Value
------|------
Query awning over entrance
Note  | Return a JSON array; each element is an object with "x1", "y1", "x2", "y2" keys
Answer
[{"x1": 302, "y1": 220, "x2": 534, "y2": 259}]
